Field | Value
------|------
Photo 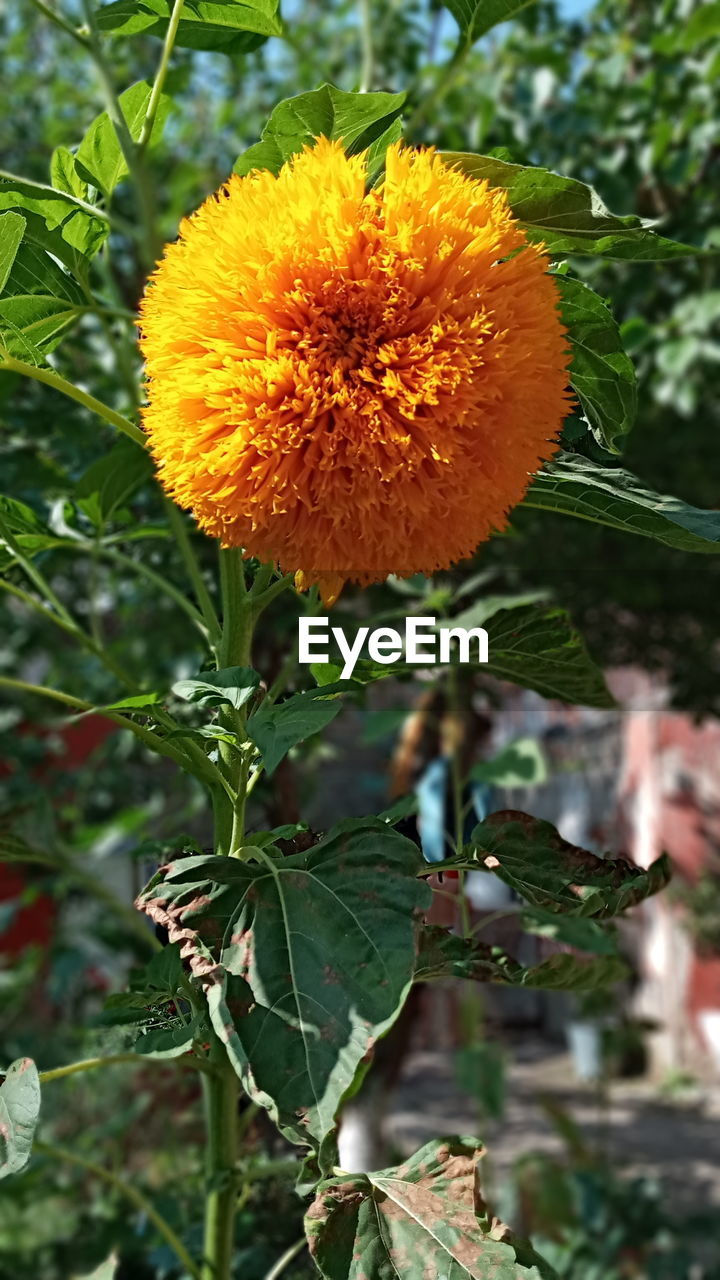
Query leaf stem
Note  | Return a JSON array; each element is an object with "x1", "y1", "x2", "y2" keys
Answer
[
  {"x1": 0, "y1": 354, "x2": 144, "y2": 445},
  {"x1": 263, "y1": 1237, "x2": 307, "y2": 1280},
  {"x1": 137, "y1": 0, "x2": 186, "y2": 155},
  {"x1": 34, "y1": 1140, "x2": 202, "y2": 1280},
  {"x1": 27, "y1": 0, "x2": 90, "y2": 46},
  {"x1": 0, "y1": 168, "x2": 108, "y2": 222},
  {"x1": 39, "y1": 1052, "x2": 216, "y2": 1083}
]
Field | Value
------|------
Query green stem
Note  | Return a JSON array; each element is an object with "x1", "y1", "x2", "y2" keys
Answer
[
  {"x1": 165, "y1": 501, "x2": 223, "y2": 648},
  {"x1": 0, "y1": 354, "x2": 144, "y2": 445},
  {"x1": 263, "y1": 1237, "x2": 307, "y2": 1280},
  {"x1": 405, "y1": 35, "x2": 473, "y2": 136},
  {"x1": 27, "y1": 0, "x2": 90, "y2": 45},
  {"x1": 201, "y1": 1035, "x2": 240, "y2": 1280},
  {"x1": 137, "y1": 0, "x2": 186, "y2": 154},
  {"x1": 358, "y1": 0, "x2": 374, "y2": 92},
  {"x1": 447, "y1": 665, "x2": 472, "y2": 938},
  {"x1": 39, "y1": 1052, "x2": 216, "y2": 1083},
  {"x1": 35, "y1": 1140, "x2": 202, "y2": 1280}
]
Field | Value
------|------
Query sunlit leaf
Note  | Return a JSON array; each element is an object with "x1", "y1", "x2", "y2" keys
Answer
[
  {"x1": 0, "y1": 1059, "x2": 40, "y2": 1179},
  {"x1": 444, "y1": 0, "x2": 537, "y2": 42},
  {"x1": 235, "y1": 84, "x2": 406, "y2": 181},
  {"x1": 96, "y1": 0, "x2": 281, "y2": 54},
  {"x1": 75, "y1": 80, "x2": 172, "y2": 196},
  {"x1": 0, "y1": 212, "x2": 26, "y2": 295}
]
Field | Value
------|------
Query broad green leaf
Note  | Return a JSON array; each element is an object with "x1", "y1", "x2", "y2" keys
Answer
[
  {"x1": 0, "y1": 212, "x2": 26, "y2": 294},
  {"x1": 0, "y1": 241, "x2": 84, "y2": 359},
  {"x1": 467, "y1": 810, "x2": 671, "y2": 918},
  {"x1": 97, "y1": 0, "x2": 281, "y2": 54},
  {"x1": 524, "y1": 453, "x2": 720, "y2": 553},
  {"x1": 75, "y1": 81, "x2": 172, "y2": 197},
  {"x1": 49, "y1": 146, "x2": 89, "y2": 201},
  {"x1": 306, "y1": 1137, "x2": 558, "y2": 1280},
  {"x1": 234, "y1": 84, "x2": 406, "y2": 181},
  {"x1": 246, "y1": 686, "x2": 346, "y2": 775},
  {"x1": 557, "y1": 276, "x2": 637, "y2": 453},
  {"x1": 483, "y1": 603, "x2": 614, "y2": 709},
  {"x1": 471, "y1": 737, "x2": 547, "y2": 788},
  {"x1": 0, "y1": 176, "x2": 107, "y2": 263},
  {"x1": 0, "y1": 1058, "x2": 40, "y2": 1179},
  {"x1": 0, "y1": 495, "x2": 68, "y2": 571},
  {"x1": 172, "y1": 666, "x2": 261, "y2": 710},
  {"x1": 520, "y1": 906, "x2": 619, "y2": 956},
  {"x1": 415, "y1": 926, "x2": 626, "y2": 989},
  {"x1": 444, "y1": 0, "x2": 537, "y2": 42},
  {"x1": 76, "y1": 438, "x2": 154, "y2": 527},
  {"x1": 442, "y1": 153, "x2": 700, "y2": 260},
  {"x1": 137, "y1": 820, "x2": 430, "y2": 1150}
]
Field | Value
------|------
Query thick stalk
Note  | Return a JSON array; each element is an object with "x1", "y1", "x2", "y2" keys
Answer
[
  {"x1": 201, "y1": 1036, "x2": 240, "y2": 1280},
  {"x1": 201, "y1": 547, "x2": 254, "y2": 1277}
]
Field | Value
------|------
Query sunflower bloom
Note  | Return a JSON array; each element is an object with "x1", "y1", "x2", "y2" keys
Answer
[{"x1": 139, "y1": 139, "x2": 571, "y2": 604}]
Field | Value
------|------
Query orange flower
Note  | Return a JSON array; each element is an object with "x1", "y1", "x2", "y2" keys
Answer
[{"x1": 139, "y1": 139, "x2": 571, "y2": 604}]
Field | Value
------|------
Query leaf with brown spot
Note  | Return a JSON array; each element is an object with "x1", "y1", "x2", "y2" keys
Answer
[
  {"x1": 444, "y1": 812, "x2": 670, "y2": 918},
  {"x1": 305, "y1": 1136, "x2": 558, "y2": 1279},
  {"x1": 137, "y1": 819, "x2": 430, "y2": 1158},
  {"x1": 415, "y1": 927, "x2": 628, "y2": 990}
]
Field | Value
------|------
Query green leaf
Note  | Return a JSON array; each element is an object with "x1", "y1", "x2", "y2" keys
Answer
[
  {"x1": 0, "y1": 241, "x2": 84, "y2": 360},
  {"x1": 75, "y1": 81, "x2": 172, "y2": 197},
  {"x1": 0, "y1": 1058, "x2": 40, "y2": 1179},
  {"x1": 172, "y1": 666, "x2": 261, "y2": 711},
  {"x1": 442, "y1": 153, "x2": 701, "y2": 260},
  {"x1": 246, "y1": 686, "x2": 344, "y2": 775},
  {"x1": 134, "y1": 1018, "x2": 200, "y2": 1059},
  {"x1": 49, "y1": 147, "x2": 89, "y2": 201},
  {"x1": 96, "y1": 0, "x2": 281, "y2": 54},
  {"x1": 482, "y1": 602, "x2": 614, "y2": 709},
  {"x1": 415, "y1": 926, "x2": 626, "y2": 989},
  {"x1": 525, "y1": 453, "x2": 720, "y2": 553},
  {"x1": 100, "y1": 692, "x2": 163, "y2": 711},
  {"x1": 520, "y1": 906, "x2": 619, "y2": 956},
  {"x1": 467, "y1": 810, "x2": 671, "y2": 918},
  {"x1": 306, "y1": 1136, "x2": 558, "y2": 1280},
  {"x1": 0, "y1": 176, "x2": 107, "y2": 263},
  {"x1": 0, "y1": 495, "x2": 67, "y2": 571},
  {"x1": 557, "y1": 276, "x2": 637, "y2": 454},
  {"x1": 137, "y1": 820, "x2": 430, "y2": 1150},
  {"x1": 654, "y1": 1, "x2": 720, "y2": 52},
  {"x1": 234, "y1": 84, "x2": 406, "y2": 181},
  {"x1": 444, "y1": 0, "x2": 537, "y2": 42},
  {"x1": 0, "y1": 212, "x2": 26, "y2": 294},
  {"x1": 471, "y1": 738, "x2": 547, "y2": 788},
  {"x1": 76, "y1": 438, "x2": 154, "y2": 526}
]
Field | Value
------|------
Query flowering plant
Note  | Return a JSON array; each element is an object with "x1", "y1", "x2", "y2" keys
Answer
[{"x1": 0, "y1": 2, "x2": 715, "y2": 1278}]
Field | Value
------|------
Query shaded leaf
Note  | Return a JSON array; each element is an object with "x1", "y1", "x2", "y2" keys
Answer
[
  {"x1": 0, "y1": 495, "x2": 68, "y2": 570},
  {"x1": 471, "y1": 738, "x2": 547, "y2": 788},
  {"x1": 172, "y1": 666, "x2": 260, "y2": 710},
  {"x1": 137, "y1": 820, "x2": 430, "y2": 1150},
  {"x1": 97, "y1": 0, "x2": 281, "y2": 54},
  {"x1": 468, "y1": 811, "x2": 671, "y2": 918},
  {"x1": 445, "y1": 0, "x2": 537, "y2": 42},
  {"x1": 76, "y1": 438, "x2": 154, "y2": 526},
  {"x1": 246, "y1": 686, "x2": 346, "y2": 775},
  {"x1": 557, "y1": 276, "x2": 637, "y2": 454},
  {"x1": 520, "y1": 906, "x2": 619, "y2": 956},
  {"x1": 235, "y1": 84, "x2": 405, "y2": 181},
  {"x1": 415, "y1": 926, "x2": 626, "y2": 989},
  {"x1": 525, "y1": 453, "x2": 720, "y2": 553},
  {"x1": 0, "y1": 1058, "x2": 40, "y2": 1179},
  {"x1": 442, "y1": 153, "x2": 700, "y2": 260},
  {"x1": 306, "y1": 1136, "x2": 557, "y2": 1279},
  {"x1": 0, "y1": 241, "x2": 84, "y2": 359},
  {"x1": 75, "y1": 81, "x2": 172, "y2": 197},
  {"x1": 0, "y1": 212, "x2": 26, "y2": 295},
  {"x1": 483, "y1": 603, "x2": 614, "y2": 709},
  {"x1": 134, "y1": 1018, "x2": 200, "y2": 1059}
]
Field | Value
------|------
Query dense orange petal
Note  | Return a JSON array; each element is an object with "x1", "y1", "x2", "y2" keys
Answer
[{"x1": 139, "y1": 138, "x2": 572, "y2": 601}]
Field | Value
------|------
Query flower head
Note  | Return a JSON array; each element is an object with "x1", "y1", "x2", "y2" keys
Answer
[{"x1": 139, "y1": 139, "x2": 571, "y2": 603}]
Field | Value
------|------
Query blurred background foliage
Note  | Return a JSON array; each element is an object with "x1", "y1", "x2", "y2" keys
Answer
[{"x1": 1, "y1": 0, "x2": 719, "y2": 1276}]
